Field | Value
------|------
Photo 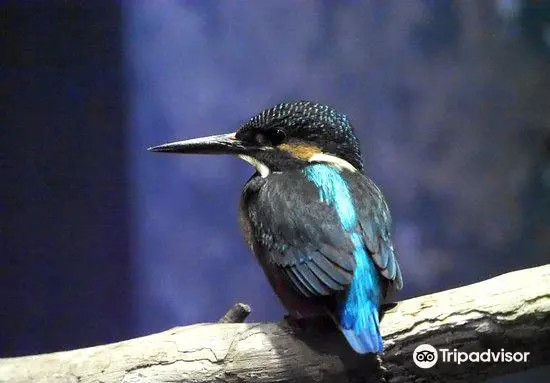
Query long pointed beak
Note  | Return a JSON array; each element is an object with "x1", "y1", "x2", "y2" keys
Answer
[{"x1": 148, "y1": 132, "x2": 248, "y2": 155}]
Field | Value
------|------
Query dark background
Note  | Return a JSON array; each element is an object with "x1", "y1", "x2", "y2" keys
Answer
[{"x1": 2, "y1": 1, "x2": 549, "y2": 382}]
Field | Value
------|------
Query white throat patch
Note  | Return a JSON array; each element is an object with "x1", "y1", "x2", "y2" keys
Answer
[
  {"x1": 308, "y1": 153, "x2": 357, "y2": 172},
  {"x1": 238, "y1": 155, "x2": 270, "y2": 178}
]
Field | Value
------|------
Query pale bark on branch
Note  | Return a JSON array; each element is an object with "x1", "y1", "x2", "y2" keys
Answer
[{"x1": 1, "y1": 265, "x2": 549, "y2": 383}]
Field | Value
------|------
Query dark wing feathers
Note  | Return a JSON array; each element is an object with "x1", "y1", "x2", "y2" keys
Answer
[
  {"x1": 317, "y1": 242, "x2": 355, "y2": 271},
  {"x1": 284, "y1": 267, "x2": 312, "y2": 297},
  {"x1": 394, "y1": 263, "x2": 403, "y2": 290},
  {"x1": 307, "y1": 259, "x2": 346, "y2": 291},
  {"x1": 295, "y1": 261, "x2": 331, "y2": 296},
  {"x1": 310, "y1": 252, "x2": 353, "y2": 285},
  {"x1": 247, "y1": 173, "x2": 354, "y2": 297},
  {"x1": 247, "y1": 170, "x2": 402, "y2": 299},
  {"x1": 348, "y1": 174, "x2": 403, "y2": 293}
]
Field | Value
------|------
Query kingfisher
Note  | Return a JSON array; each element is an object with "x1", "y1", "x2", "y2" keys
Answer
[{"x1": 149, "y1": 101, "x2": 403, "y2": 354}]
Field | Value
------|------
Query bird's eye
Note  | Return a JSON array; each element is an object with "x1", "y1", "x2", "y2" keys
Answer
[
  {"x1": 255, "y1": 129, "x2": 287, "y2": 147},
  {"x1": 268, "y1": 128, "x2": 287, "y2": 146}
]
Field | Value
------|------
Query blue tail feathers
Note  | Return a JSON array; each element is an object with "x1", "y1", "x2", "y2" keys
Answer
[
  {"x1": 340, "y1": 299, "x2": 383, "y2": 354},
  {"x1": 339, "y1": 232, "x2": 383, "y2": 353}
]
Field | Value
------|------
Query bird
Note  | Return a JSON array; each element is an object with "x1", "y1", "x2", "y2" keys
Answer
[{"x1": 149, "y1": 101, "x2": 403, "y2": 354}]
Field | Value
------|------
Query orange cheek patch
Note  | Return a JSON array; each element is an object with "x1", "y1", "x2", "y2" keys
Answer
[{"x1": 279, "y1": 143, "x2": 321, "y2": 160}]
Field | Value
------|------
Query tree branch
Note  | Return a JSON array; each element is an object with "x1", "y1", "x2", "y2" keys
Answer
[
  {"x1": 1, "y1": 265, "x2": 548, "y2": 383},
  {"x1": 218, "y1": 303, "x2": 251, "y2": 324}
]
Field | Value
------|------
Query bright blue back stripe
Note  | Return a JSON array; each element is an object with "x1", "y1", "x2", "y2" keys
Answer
[
  {"x1": 304, "y1": 164, "x2": 356, "y2": 231},
  {"x1": 304, "y1": 164, "x2": 380, "y2": 331}
]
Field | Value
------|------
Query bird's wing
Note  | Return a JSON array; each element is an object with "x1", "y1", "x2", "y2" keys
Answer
[
  {"x1": 246, "y1": 170, "x2": 402, "y2": 299},
  {"x1": 346, "y1": 172, "x2": 403, "y2": 292},
  {"x1": 246, "y1": 171, "x2": 359, "y2": 298}
]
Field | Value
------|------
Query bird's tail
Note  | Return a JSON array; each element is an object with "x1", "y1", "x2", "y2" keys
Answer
[{"x1": 339, "y1": 299, "x2": 383, "y2": 354}]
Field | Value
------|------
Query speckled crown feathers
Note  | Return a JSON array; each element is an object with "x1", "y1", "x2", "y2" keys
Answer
[{"x1": 239, "y1": 101, "x2": 364, "y2": 171}]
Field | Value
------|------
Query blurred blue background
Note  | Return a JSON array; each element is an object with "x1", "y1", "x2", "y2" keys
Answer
[{"x1": 2, "y1": 1, "x2": 549, "y2": 381}]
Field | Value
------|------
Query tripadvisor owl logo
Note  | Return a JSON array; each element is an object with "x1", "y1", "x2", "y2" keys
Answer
[
  {"x1": 413, "y1": 344, "x2": 530, "y2": 369},
  {"x1": 413, "y1": 344, "x2": 438, "y2": 368}
]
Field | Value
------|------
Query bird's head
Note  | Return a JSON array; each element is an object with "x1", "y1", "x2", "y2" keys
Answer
[{"x1": 149, "y1": 101, "x2": 364, "y2": 176}]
